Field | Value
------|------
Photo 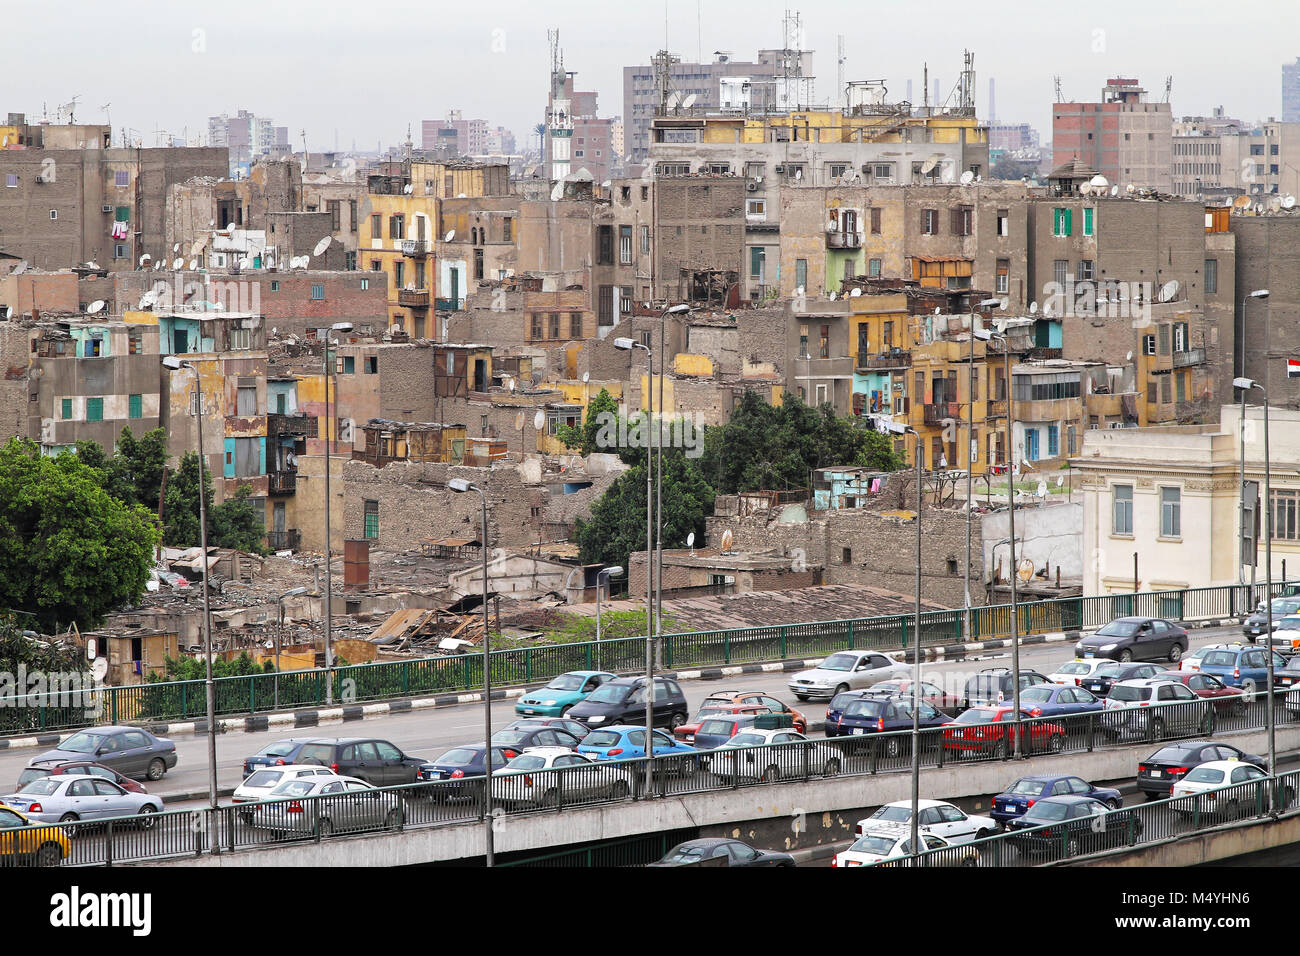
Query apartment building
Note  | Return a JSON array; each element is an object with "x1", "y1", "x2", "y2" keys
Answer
[
  {"x1": 1051, "y1": 78, "x2": 1172, "y2": 192},
  {"x1": 1171, "y1": 120, "x2": 1300, "y2": 200}
]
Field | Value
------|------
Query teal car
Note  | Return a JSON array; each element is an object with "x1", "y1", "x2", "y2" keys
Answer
[{"x1": 515, "y1": 671, "x2": 616, "y2": 717}]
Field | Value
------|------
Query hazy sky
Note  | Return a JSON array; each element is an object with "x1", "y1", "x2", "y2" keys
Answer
[{"x1": 6, "y1": 0, "x2": 1297, "y2": 152}]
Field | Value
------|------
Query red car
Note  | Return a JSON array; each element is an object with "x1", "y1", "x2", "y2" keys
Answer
[
  {"x1": 674, "y1": 702, "x2": 770, "y2": 742},
  {"x1": 696, "y1": 690, "x2": 808, "y2": 733},
  {"x1": 16, "y1": 760, "x2": 148, "y2": 793},
  {"x1": 861, "y1": 679, "x2": 962, "y2": 716},
  {"x1": 941, "y1": 706, "x2": 1067, "y2": 758},
  {"x1": 1154, "y1": 670, "x2": 1249, "y2": 713}
]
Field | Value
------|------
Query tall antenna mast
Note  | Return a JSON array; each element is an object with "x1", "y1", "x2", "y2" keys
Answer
[{"x1": 837, "y1": 35, "x2": 846, "y2": 110}]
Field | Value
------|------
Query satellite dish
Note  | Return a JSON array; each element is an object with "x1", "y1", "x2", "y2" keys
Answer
[
  {"x1": 1056, "y1": 476, "x2": 1064, "y2": 487},
  {"x1": 1270, "y1": 196, "x2": 1283, "y2": 212},
  {"x1": 444, "y1": 230, "x2": 455, "y2": 242},
  {"x1": 1126, "y1": 351, "x2": 1133, "y2": 361},
  {"x1": 1234, "y1": 195, "x2": 1253, "y2": 209},
  {"x1": 139, "y1": 254, "x2": 151, "y2": 265},
  {"x1": 582, "y1": 371, "x2": 590, "y2": 383},
  {"x1": 1036, "y1": 480, "x2": 1048, "y2": 497},
  {"x1": 1042, "y1": 302, "x2": 1054, "y2": 318},
  {"x1": 313, "y1": 236, "x2": 332, "y2": 256},
  {"x1": 550, "y1": 182, "x2": 563, "y2": 201},
  {"x1": 190, "y1": 239, "x2": 204, "y2": 256},
  {"x1": 959, "y1": 170, "x2": 975, "y2": 186},
  {"x1": 1159, "y1": 280, "x2": 1179, "y2": 303},
  {"x1": 1089, "y1": 175, "x2": 1109, "y2": 189},
  {"x1": 533, "y1": 410, "x2": 545, "y2": 430},
  {"x1": 667, "y1": 92, "x2": 681, "y2": 108},
  {"x1": 1016, "y1": 558, "x2": 1035, "y2": 583},
  {"x1": 91, "y1": 657, "x2": 108, "y2": 682},
  {"x1": 173, "y1": 243, "x2": 180, "y2": 252},
  {"x1": 1029, "y1": 301, "x2": 1038, "y2": 314},
  {"x1": 14, "y1": 261, "x2": 27, "y2": 275},
  {"x1": 1078, "y1": 183, "x2": 1093, "y2": 197},
  {"x1": 934, "y1": 307, "x2": 940, "y2": 315},
  {"x1": 1284, "y1": 195, "x2": 1296, "y2": 210},
  {"x1": 921, "y1": 155, "x2": 940, "y2": 175},
  {"x1": 1110, "y1": 185, "x2": 1119, "y2": 197},
  {"x1": 403, "y1": 184, "x2": 413, "y2": 194},
  {"x1": 828, "y1": 291, "x2": 837, "y2": 300},
  {"x1": 687, "y1": 532, "x2": 696, "y2": 549},
  {"x1": 1, "y1": 306, "x2": 11, "y2": 319},
  {"x1": 514, "y1": 411, "x2": 525, "y2": 430},
  {"x1": 188, "y1": 259, "x2": 198, "y2": 270},
  {"x1": 238, "y1": 257, "x2": 249, "y2": 269},
  {"x1": 1255, "y1": 203, "x2": 1264, "y2": 214},
  {"x1": 154, "y1": 259, "x2": 165, "y2": 271},
  {"x1": 720, "y1": 528, "x2": 734, "y2": 552},
  {"x1": 850, "y1": 288, "x2": 862, "y2": 297},
  {"x1": 208, "y1": 219, "x2": 216, "y2": 227},
  {"x1": 682, "y1": 93, "x2": 698, "y2": 108},
  {"x1": 1125, "y1": 184, "x2": 1136, "y2": 194},
  {"x1": 1000, "y1": 297, "x2": 1009, "y2": 311},
  {"x1": 86, "y1": 299, "x2": 105, "y2": 314},
  {"x1": 172, "y1": 258, "x2": 184, "y2": 270}
]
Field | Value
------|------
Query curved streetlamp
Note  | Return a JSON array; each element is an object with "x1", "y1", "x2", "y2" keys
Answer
[{"x1": 322, "y1": 322, "x2": 353, "y2": 705}]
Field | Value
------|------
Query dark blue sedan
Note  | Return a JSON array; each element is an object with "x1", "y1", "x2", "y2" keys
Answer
[
  {"x1": 241, "y1": 738, "x2": 315, "y2": 777},
  {"x1": 1016, "y1": 683, "x2": 1105, "y2": 718},
  {"x1": 830, "y1": 696, "x2": 948, "y2": 758},
  {"x1": 991, "y1": 774, "x2": 1122, "y2": 824},
  {"x1": 416, "y1": 744, "x2": 513, "y2": 801}
]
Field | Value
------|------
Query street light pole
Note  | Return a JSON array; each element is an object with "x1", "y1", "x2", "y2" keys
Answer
[
  {"x1": 1240, "y1": 291, "x2": 1269, "y2": 603},
  {"x1": 654, "y1": 304, "x2": 690, "y2": 639},
  {"x1": 321, "y1": 322, "x2": 353, "y2": 706},
  {"x1": 908, "y1": 425, "x2": 922, "y2": 860},
  {"x1": 276, "y1": 587, "x2": 308, "y2": 712},
  {"x1": 966, "y1": 300, "x2": 1001, "y2": 641}
]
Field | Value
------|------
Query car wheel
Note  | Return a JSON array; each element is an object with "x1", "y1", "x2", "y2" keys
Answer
[
  {"x1": 383, "y1": 808, "x2": 404, "y2": 830},
  {"x1": 135, "y1": 805, "x2": 158, "y2": 830},
  {"x1": 1066, "y1": 836, "x2": 1081, "y2": 857},
  {"x1": 1148, "y1": 717, "x2": 1166, "y2": 741},
  {"x1": 1118, "y1": 649, "x2": 1133, "y2": 663},
  {"x1": 610, "y1": 780, "x2": 631, "y2": 799},
  {"x1": 822, "y1": 757, "x2": 841, "y2": 777},
  {"x1": 1142, "y1": 791, "x2": 1161, "y2": 802},
  {"x1": 794, "y1": 694, "x2": 809, "y2": 701},
  {"x1": 34, "y1": 843, "x2": 62, "y2": 868},
  {"x1": 270, "y1": 830, "x2": 285, "y2": 841},
  {"x1": 146, "y1": 758, "x2": 166, "y2": 781},
  {"x1": 1105, "y1": 797, "x2": 1121, "y2": 810},
  {"x1": 1169, "y1": 643, "x2": 1185, "y2": 663},
  {"x1": 58, "y1": 813, "x2": 79, "y2": 836},
  {"x1": 669, "y1": 712, "x2": 687, "y2": 730},
  {"x1": 1047, "y1": 734, "x2": 1064, "y2": 754},
  {"x1": 762, "y1": 765, "x2": 781, "y2": 783},
  {"x1": 835, "y1": 684, "x2": 850, "y2": 696},
  {"x1": 885, "y1": 736, "x2": 903, "y2": 758},
  {"x1": 976, "y1": 828, "x2": 992, "y2": 841}
]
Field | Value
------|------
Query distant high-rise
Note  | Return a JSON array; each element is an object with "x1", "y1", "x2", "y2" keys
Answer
[
  {"x1": 1052, "y1": 77, "x2": 1172, "y2": 191},
  {"x1": 208, "y1": 109, "x2": 281, "y2": 171},
  {"x1": 1284, "y1": 58, "x2": 1300, "y2": 123}
]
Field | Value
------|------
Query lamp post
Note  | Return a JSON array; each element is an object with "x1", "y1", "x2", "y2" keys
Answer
[
  {"x1": 449, "y1": 477, "x2": 494, "y2": 865},
  {"x1": 322, "y1": 321, "x2": 353, "y2": 706},
  {"x1": 614, "y1": 334, "x2": 656, "y2": 796},
  {"x1": 1239, "y1": 291, "x2": 1269, "y2": 602},
  {"x1": 975, "y1": 326, "x2": 1024, "y2": 756},
  {"x1": 162, "y1": 355, "x2": 218, "y2": 810},
  {"x1": 1235, "y1": 377, "x2": 1277, "y2": 775},
  {"x1": 655, "y1": 304, "x2": 692, "y2": 638},
  {"x1": 967, "y1": 299, "x2": 1002, "y2": 641},
  {"x1": 595, "y1": 565, "x2": 624, "y2": 643},
  {"x1": 275, "y1": 587, "x2": 309, "y2": 711}
]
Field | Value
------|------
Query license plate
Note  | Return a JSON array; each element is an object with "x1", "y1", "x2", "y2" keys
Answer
[
  {"x1": 522, "y1": 709, "x2": 536, "y2": 714},
  {"x1": 1084, "y1": 652, "x2": 1094, "y2": 658},
  {"x1": 1153, "y1": 770, "x2": 1163, "y2": 778},
  {"x1": 853, "y1": 728, "x2": 864, "y2": 735}
]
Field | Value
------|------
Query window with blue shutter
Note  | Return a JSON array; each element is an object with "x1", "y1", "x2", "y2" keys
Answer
[{"x1": 1047, "y1": 424, "x2": 1059, "y2": 457}]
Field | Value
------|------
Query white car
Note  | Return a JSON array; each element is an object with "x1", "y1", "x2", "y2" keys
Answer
[
  {"x1": 1046, "y1": 658, "x2": 1111, "y2": 686},
  {"x1": 857, "y1": 799, "x2": 997, "y2": 845},
  {"x1": 832, "y1": 821, "x2": 979, "y2": 867},
  {"x1": 706, "y1": 728, "x2": 843, "y2": 782},
  {"x1": 1179, "y1": 643, "x2": 1231, "y2": 673},
  {"x1": 1170, "y1": 760, "x2": 1292, "y2": 817},
  {"x1": 490, "y1": 747, "x2": 635, "y2": 807},
  {"x1": 232, "y1": 765, "x2": 338, "y2": 821},
  {"x1": 788, "y1": 651, "x2": 910, "y2": 701}
]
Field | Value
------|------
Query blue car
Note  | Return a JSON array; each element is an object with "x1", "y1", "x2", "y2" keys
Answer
[
  {"x1": 829, "y1": 696, "x2": 948, "y2": 757},
  {"x1": 576, "y1": 726, "x2": 701, "y2": 775},
  {"x1": 1016, "y1": 683, "x2": 1105, "y2": 718},
  {"x1": 991, "y1": 774, "x2": 1122, "y2": 825},
  {"x1": 515, "y1": 671, "x2": 616, "y2": 718},
  {"x1": 824, "y1": 690, "x2": 874, "y2": 734},
  {"x1": 416, "y1": 744, "x2": 513, "y2": 800},
  {"x1": 1196, "y1": 645, "x2": 1287, "y2": 689},
  {"x1": 241, "y1": 738, "x2": 315, "y2": 777}
]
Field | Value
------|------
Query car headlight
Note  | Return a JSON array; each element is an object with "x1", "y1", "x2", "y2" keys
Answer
[
  {"x1": 587, "y1": 715, "x2": 605, "y2": 723},
  {"x1": 541, "y1": 700, "x2": 557, "y2": 706},
  {"x1": 1099, "y1": 643, "x2": 1118, "y2": 651}
]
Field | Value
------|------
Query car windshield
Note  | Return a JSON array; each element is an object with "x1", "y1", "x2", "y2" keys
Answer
[
  {"x1": 1058, "y1": 662, "x2": 1092, "y2": 675},
  {"x1": 872, "y1": 681, "x2": 905, "y2": 694},
  {"x1": 1151, "y1": 746, "x2": 1197, "y2": 763},
  {"x1": 491, "y1": 731, "x2": 528, "y2": 746},
  {"x1": 432, "y1": 748, "x2": 479, "y2": 766},
  {"x1": 820, "y1": 653, "x2": 858, "y2": 672},
  {"x1": 1093, "y1": 662, "x2": 1122, "y2": 677},
  {"x1": 244, "y1": 770, "x2": 285, "y2": 787},
  {"x1": 545, "y1": 675, "x2": 586, "y2": 692},
  {"x1": 585, "y1": 683, "x2": 631, "y2": 704},
  {"x1": 829, "y1": 693, "x2": 860, "y2": 711},
  {"x1": 728, "y1": 733, "x2": 765, "y2": 747},
  {"x1": 56, "y1": 732, "x2": 104, "y2": 755},
  {"x1": 18, "y1": 778, "x2": 62, "y2": 795},
  {"x1": 1271, "y1": 599, "x2": 1300, "y2": 614},
  {"x1": 269, "y1": 780, "x2": 316, "y2": 797},
  {"x1": 662, "y1": 845, "x2": 706, "y2": 863},
  {"x1": 1096, "y1": 620, "x2": 1141, "y2": 637},
  {"x1": 953, "y1": 708, "x2": 1000, "y2": 724},
  {"x1": 582, "y1": 731, "x2": 622, "y2": 748},
  {"x1": 258, "y1": 740, "x2": 302, "y2": 758},
  {"x1": 1024, "y1": 802, "x2": 1071, "y2": 822},
  {"x1": 1009, "y1": 779, "x2": 1047, "y2": 796},
  {"x1": 849, "y1": 835, "x2": 899, "y2": 855},
  {"x1": 1020, "y1": 686, "x2": 1054, "y2": 702},
  {"x1": 1201, "y1": 651, "x2": 1237, "y2": 667},
  {"x1": 1189, "y1": 647, "x2": 1218, "y2": 660},
  {"x1": 1184, "y1": 767, "x2": 1225, "y2": 784},
  {"x1": 693, "y1": 705, "x2": 729, "y2": 720},
  {"x1": 844, "y1": 700, "x2": 887, "y2": 718},
  {"x1": 698, "y1": 720, "x2": 737, "y2": 736},
  {"x1": 506, "y1": 755, "x2": 547, "y2": 771},
  {"x1": 1108, "y1": 685, "x2": 1148, "y2": 702},
  {"x1": 871, "y1": 805, "x2": 912, "y2": 822}
]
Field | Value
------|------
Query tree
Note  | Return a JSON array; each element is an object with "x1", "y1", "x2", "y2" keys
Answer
[
  {"x1": 555, "y1": 388, "x2": 620, "y2": 457},
  {"x1": 0, "y1": 438, "x2": 159, "y2": 631},
  {"x1": 575, "y1": 450, "x2": 714, "y2": 574},
  {"x1": 161, "y1": 451, "x2": 212, "y2": 548},
  {"x1": 211, "y1": 485, "x2": 270, "y2": 555},
  {"x1": 75, "y1": 427, "x2": 169, "y2": 509},
  {"x1": 989, "y1": 156, "x2": 1040, "y2": 182}
]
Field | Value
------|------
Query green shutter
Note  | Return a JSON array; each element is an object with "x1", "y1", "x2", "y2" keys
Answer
[
  {"x1": 115, "y1": 206, "x2": 130, "y2": 222},
  {"x1": 1053, "y1": 208, "x2": 1062, "y2": 235},
  {"x1": 1063, "y1": 208, "x2": 1073, "y2": 236},
  {"x1": 61, "y1": 398, "x2": 72, "y2": 420},
  {"x1": 1083, "y1": 207, "x2": 1094, "y2": 236},
  {"x1": 129, "y1": 393, "x2": 142, "y2": 419},
  {"x1": 86, "y1": 398, "x2": 103, "y2": 422}
]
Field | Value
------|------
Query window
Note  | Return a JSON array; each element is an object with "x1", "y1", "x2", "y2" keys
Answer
[
  {"x1": 343, "y1": 356, "x2": 355, "y2": 374},
  {"x1": 394, "y1": 261, "x2": 404, "y2": 288},
  {"x1": 473, "y1": 248, "x2": 483, "y2": 280},
  {"x1": 799, "y1": 324, "x2": 809, "y2": 359},
  {"x1": 1078, "y1": 259, "x2": 1094, "y2": 281},
  {"x1": 819, "y1": 325, "x2": 830, "y2": 359},
  {"x1": 996, "y1": 259, "x2": 1009, "y2": 294},
  {"x1": 4, "y1": 174, "x2": 16, "y2": 187},
  {"x1": 1083, "y1": 207, "x2": 1094, "y2": 236},
  {"x1": 1173, "y1": 322, "x2": 1188, "y2": 353},
  {"x1": 86, "y1": 398, "x2": 103, "y2": 422},
  {"x1": 1053, "y1": 207, "x2": 1073, "y2": 237},
  {"x1": 530, "y1": 314, "x2": 543, "y2": 339},
  {"x1": 360, "y1": 278, "x2": 369, "y2": 291},
  {"x1": 1160, "y1": 487, "x2": 1182, "y2": 538},
  {"x1": 872, "y1": 163, "x2": 893, "y2": 180},
  {"x1": 311, "y1": 284, "x2": 324, "y2": 300},
  {"x1": 749, "y1": 246, "x2": 766, "y2": 281},
  {"x1": 598, "y1": 286, "x2": 614, "y2": 326},
  {"x1": 364, "y1": 500, "x2": 379, "y2": 539},
  {"x1": 113, "y1": 243, "x2": 128, "y2": 259},
  {"x1": 1272, "y1": 490, "x2": 1300, "y2": 541},
  {"x1": 549, "y1": 313, "x2": 561, "y2": 338},
  {"x1": 349, "y1": 199, "x2": 358, "y2": 232},
  {"x1": 1054, "y1": 259, "x2": 1068, "y2": 287},
  {"x1": 370, "y1": 214, "x2": 381, "y2": 237},
  {"x1": 619, "y1": 225, "x2": 632, "y2": 264},
  {"x1": 389, "y1": 215, "x2": 404, "y2": 240},
  {"x1": 502, "y1": 217, "x2": 513, "y2": 242},
  {"x1": 237, "y1": 385, "x2": 257, "y2": 417},
  {"x1": 1047, "y1": 424, "x2": 1059, "y2": 457},
  {"x1": 327, "y1": 199, "x2": 340, "y2": 231},
  {"x1": 922, "y1": 209, "x2": 939, "y2": 234},
  {"x1": 746, "y1": 198, "x2": 766, "y2": 218},
  {"x1": 868, "y1": 258, "x2": 882, "y2": 277},
  {"x1": 620, "y1": 286, "x2": 632, "y2": 314},
  {"x1": 951, "y1": 206, "x2": 973, "y2": 236},
  {"x1": 570, "y1": 313, "x2": 583, "y2": 337},
  {"x1": 795, "y1": 258, "x2": 807, "y2": 293},
  {"x1": 114, "y1": 170, "x2": 130, "y2": 187},
  {"x1": 842, "y1": 547, "x2": 852, "y2": 564},
  {"x1": 829, "y1": 163, "x2": 849, "y2": 179},
  {"x1": 598, "y1": 225, "x2": 613, "y2": 264},
  {"x1": 870, "y1": 207, "x2": 882, "y2": 234},
  {"x1": 1112, "y1": 485, "x2": 1134, "y2": 535},
  {"x1": 1158, "y1": 324, "x2": 1170, "y2": 356},
  {"x1": 997, "y1": 208, "x2": 1009, "y2": 236},
  {"x1": 49, "y1": 209, "x2": 58, "y2": 220},
  {"x1": 640, "y1": 225, "x2": 650, "y2": 254},
  {"x1": 364, "y1": 356, "x2": 377, "y2": 374},
  {"x1": 1205, "y1": 259, "x2": 1218, "y2": 294},
  {"x1": 61, "y1": 398, "x2": 72, "y2": 420}
]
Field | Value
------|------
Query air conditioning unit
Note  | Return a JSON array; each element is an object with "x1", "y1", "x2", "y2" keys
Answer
[
  {"x1": 101, "y1": 204, "x2": 113, "y2": 213},
  {"x1": 746, "y1": 182, "x2": 758, "y2": 191},
  {"x1": 34, "y1": 175, "x2": 46, "y2": 184},
  {"x1": 862, "y1": 165, "x2": 871, "y2": 174},
  {"x1": 774, "y1": 165, "x2": 785, "y2": 174}
]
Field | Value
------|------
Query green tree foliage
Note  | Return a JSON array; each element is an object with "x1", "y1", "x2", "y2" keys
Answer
[
  {"x1": 161, "y1": 451, "x2": 212, "y2": 548},
  {"x1": 0, "y1": 438, "x2": 159, "y2": 631},
  {"x1": 153, "y1": 652, "x2": 274, "y2": 681},
  {"x1": 575, "y1": 449, "x2": 714, "y2": 574},
  {"x1": 989, "y1": 156, "x2": 1040, "y2": 182},
  {"x1": 699, "y1": 392, "x2": 903, "y2": 494},
  {"x1": 75, "y1": 427, "x2": 169, "y2": 509},
  {"x1": 555, "y1": 388, "x2": 621, "y2": 457},
  {"x1": 211, "y1": 485, "x2": 270, "y2": 555}
]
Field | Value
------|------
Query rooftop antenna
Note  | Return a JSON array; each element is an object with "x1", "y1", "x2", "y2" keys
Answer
[
  {"x1": 1163, "y1": 76, "x2": 1172, "y2": 103},
  {"x1": 837, "y1": 35, "x2": 847, "y2": 110},
  {"x1": 99, "y1": 102, "x2": 111, "y2": 137},
  {"x1": 1054, "y1": 76, "x2": 1064, "y2": 103}
]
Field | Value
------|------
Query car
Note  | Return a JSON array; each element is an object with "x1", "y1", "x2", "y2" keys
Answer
[
  {"x1": 292, "y1": 738, "x2": 427, "y2": 785},
  {"x1": 1276, "y1": 656, "x2": 1300, "y2": 692},
  {"x1": 1262, "y1": 615, "x2": 1300, "y2": 655},
  {"x1": 1074, "y1": 617, "x2": 1188, "y2": 663},
  {"x1": 788, "y1": 651, "x2": 909, "y2": 701},
  {"x1": 1170, "y1": 760, "x2": 1293, "y2": 818},
  {"x1": 1194, "y1": 645, "x2": 1287, "y2": 690},
  {"x1": 1078, "y1": 661, "x2": 1164, "y2": 697},
  {"x1": 828, "y1": 695, "x2": 948, "y2": 757},
  {"x1": 16, "y1": 760, "x2": 148, "y2": 794},
  {"x1": 2, "y1": 776, "x2": 164, "y2": 830},
  {"x1": 249, "y1": 775, "x2": 405, "y2": 839},
  {"x1": 959, "y1": 668, "x2": 1052, "y2": 712},
  {"x1": 490, "y1": 748, "x2": 635, "y2": 808},
  {"x1": 1136, "y1": 740, "x2": 1266, "y2": 800},
  {"x1": 242, "y1": 738, "x2": 316, "y2": 776},
  {"x1": 673, "y1": 702, "x2": 770, "y2": 743},
  {"x1": 1015, "y1": 683, "x2": 1105, "y2": 718},
  {"x1": 231, "y1": 765, "x2": 338, "y2": 822},
  {"x1": 1101, "y1": 678, "x2": 1216, "y2": 741},
  {"x1": 857, "y1": 799, "x2": 997, "y2": 844},
  {"x1": 513, "y1": 671, "x2": 616, "y2": 717},
  {"x1": 28, "y1": 727, "x2": 176, "y2": 782},
  {"x1": 1045, "y1": 658, "x2": 1113, "y2": 686},
  {"x1": 941, "y1": 705, "x2": 1067, "y2": 758},
  {"x1": 0, "y1": 803, "x2": 70, "y2": 867},
  {"x1": 860, "y1": 679, "x2": 962, "y2": 716},
  {"x1": 1005, "y1": 795, "x2": 1142, "y2": 857},
  {"x1": 416, "y1": 744, "x2": 513, "y2": 800},
  {"x1": 575, "y1": 726, "x2": 702, "y2": 775},
  {"x1": 1153, "y1": 670, "x2": 1250, "y2": 713},
  {"x1": 691, "y1": 714, "x2": 767, "y2": 751},
  {"x1": 1242, "y1": 598, "x2": 1300, "y2": 641},
  {"x1": 501, "y1": 717, "x2": 592, "y2": 741},
  {"x1": 565, "y1": 676, "x2": 689, "y2": 730},
  {"x1": 832, "y1": 821, "x2": 979, "y2": 867},
  {"x1": 707, "y1": 728, "x2": 843, "y2": 782},
  {"x1": 490, "y1": 726, "x2": 584, "y2": 757},
  {"x1": 990, "y1": 774, "x2": 1122, "y2": 824},
  {"x1": 649, "y1": 838, "x2": 795, "y2": 867},
  {"x1": 695, "y1": 691, "x2": 807, "y2": 733},
  {"x1": 1179, "y1": 644, "x2": 1232, "y2": 674}
]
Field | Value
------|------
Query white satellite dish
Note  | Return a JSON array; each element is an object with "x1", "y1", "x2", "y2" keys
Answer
[
  {"x1": 1036, "y1": 480, "x2": 1048, "y2": 497},
  {"x1": 1284, "y1": 195, "x2": 1297, "y2": 210},
  {"x1": 208, "y1": 219, "x2": 216, "y2": 227},
  {"x1": 934, "y1": 307, "x2": 940, "y2": 315},
  {"x1": 921, "y1": 155, "x2": 940, "y2": 175},
  {"x1": 1125, "y1": 184, "x2": 1136, "y2": 194},
  {"x1": 1110, "y1": 184, "x2": 1119, "y2": 197},
  {"x1": 1089, "y1": 174, "x2": 1109, "y2": 189},
  {"x1": 687, "y1": 532, "x2": 695, "y2": 549},
  {"x1": 1255, "y1": 203, "x2": 1264, "y2": 214},
  {"x1": 86, "y1": 300, "x2": 105, "y2": 314},
  {"x1": 550, "y1": 183, "x2": 563, "y2": 201},
  {"x1": 959, "y1": 170, "x2": 975, "y2": 186},
  {"x1": 139, "y1": 254, "x2": 151, "y2": 265},
  {"x1": 1126, "y1": 351, "x2": 1133, "y2": 361},
  {"x1": 188, "y1": 259, "x2": 198, "y2": 270},
  {"x1": 1016, "y1": 558, "x2": 1035, "y2": 583},
  {"x1": 1000, "y1": 297, "x2": 1009, "y2": 311},
  {"x1": 1056, "y1": 476, "x2": 1064, "y2": 487},
  {"x1": 91, "y1": 657, "x2": 108, "y2": 682},
  {"x1": 582, "y1": 371, "x2": 590, "y2": 383},
  {"x1": 238, "y1": 257, "x2": 249, "y2": 269},
  {"x1": 850, "y1": 288, "x2": 862, "y2": 297},
  {"x1": 1158, "y1": 280, "x2": 1179, "y2": 303},
  {"x1": 154, "y1": 259, "x2": 165, "y2": 271},
  {"x1": 313, "y1": 236, "x2": 332, "y2": 256},
  {"x1": 828, "y1": 291, "x2": 837, "y2": 301},
  {"x1": 682, "y1": 93, "x2": 698, "y2": 108},
  {"x1": 444, "y1": 230, "x2": 455, "y2": 242},
  {"x1": 403, "y1": 184, "x2": 413, "y2": 194},
  {"x1": 190, "y1": 239, "x2": 204, "y2": 256},
  {"x1": 1, "y1": 306, "x2": 10, "y2": 319},
  {"x1": 14, "y1": 261, "x2": 27, "y2": 275},
  {"x1": 514, "y1": 411, "x2": 525, "y2": 430},
  {"x1": 172, "y1": 257, "x2": 184, "y2": 270},
  {"x1": 172, "y1": 243, "x2": 180, "y2": 252},
  {"x1": 1029, "y1": 301, "x2": 1038, "y2": 314},
  {"x1": 533, "y1": 410, "x2": 545, "y2": 430},
  {"x1": 667, "y1": 92, "x2": 681, "y2": 109}
]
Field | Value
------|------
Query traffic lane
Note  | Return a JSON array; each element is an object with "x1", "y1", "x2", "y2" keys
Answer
[{"x1": 0, "y1": 624, "x2": 1248, "y2": 798}]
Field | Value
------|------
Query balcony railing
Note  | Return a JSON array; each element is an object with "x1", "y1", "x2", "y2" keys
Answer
[
  {"x1": 268, "y1": 472, "x2": 296, "y2": 494},
  {"x1": 922, "y1": 401, "x2": 961, "y2": 425},
  {"x1": 855, "y1": 349, "x2": 911, "y2": 370},
  {"x1": 398, "y1": 289, "x2": 430, "y2": 308},
  {"x1": 266, "y1": 529, "x2": 301, "y2": 551},
  {"x1": 827, "y1": 230, "x2": 864, "y2": 249},
  {"x1": 1172, "y1": 347, "x2": 1206, "y2": 368},
  {"x1": 401, "y1": 239, "x2": 430, "y2": 256}
]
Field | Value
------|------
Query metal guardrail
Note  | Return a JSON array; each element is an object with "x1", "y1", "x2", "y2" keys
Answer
[
  {"x1": 2, "y1": 580, "x2": 1292, "y2": 737},
  {"x1": 29, "y1": 691, "x2": 1298, "y2": 867}
]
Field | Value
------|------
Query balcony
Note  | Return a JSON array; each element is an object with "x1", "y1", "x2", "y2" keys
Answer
[
  {"x1": 827, "y1": 230, "x2": 863, "y2": 249},
  {"x1": 435, "y1": 297, "x2": 461, "y2": 311},
  {"x1": 1023, "y1": 346, "x2": 1064, "y2": 361},
  {"x1": 268, "y1": 471, "x2": 296, "y2": 495},
  {"x1": 922, "y1": 401, "x2": 962, "y2": 425},
  {"x1": 1172, "y1": 347, "x2": 1206, "y2": 369},
  {"x1": 266, "y1": 529, "x2": 301, "y2": 551},
  {"x1": 401, "y1": 239, "x2": 430, "y2": 256},
  {"x1": 855, "y1": 349, "x2": 911, "y2": 371},
  {"x1": 398, "y1": 289, "x2": 430, "y2": 308}
]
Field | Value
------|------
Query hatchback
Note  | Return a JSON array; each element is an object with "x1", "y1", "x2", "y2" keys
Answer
[
  {"x1": 514, "y1": 671, "x2": 616, "y2": 718},
  {"x1": 566, "y1": 676, "x2": 689, "y2": 730},
  {"x1": 232, "y1": 765, "x2": 338, "y2": 822},
  {"x1": 1195, "y1": 645, "x2": 1287, "y2": 689},
  {"x1": 1101, "y1": 679, "x2": 1215, "y2": 741},
  {"x1": 692, "y1": 714, "x2": 766, "y2": 751},
  {"x1": 294, "y1": 738, "x2": 427, "y2": 786},
  {"x1": 959, "y1": 668, "x2": 1052, "y2": 712}
]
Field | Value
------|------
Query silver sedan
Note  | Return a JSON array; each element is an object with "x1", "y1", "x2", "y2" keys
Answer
[
  {"x1": 249, "y1": 775, "x2": 405, "y2": 839},
  {"x1": 2, "y1": 775, "x2": 163, "y2": 830},
  {"x1": 788, "y1": 651, "x2": 911, "y2": 701}
]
